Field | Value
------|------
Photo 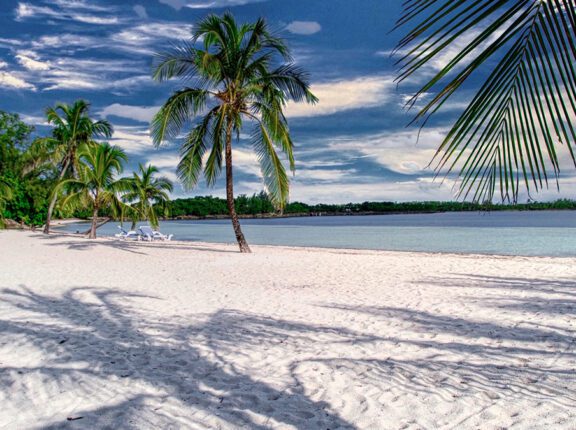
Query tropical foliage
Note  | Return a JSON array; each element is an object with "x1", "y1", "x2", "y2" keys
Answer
[
  {"x1": 43, "y1": 100, "x2": 113, "y2": 233},
  {"x1": 55, "y1": 143, "x2": 128, "y2": 239},
  {"x1": 151, "y1": 12, "x2": 317, "y2": 252},
  {"x1": 122, "y1": 164, "x2": 173, "y2": 230},
  {"x1": 0, "y1": 177, "x2": 12, "y2": 227},
  {"x1": 396, "y1": 0, "x2": 576, "y2": 202},
  {"x1": 0, "y1": 112, "x2": 54, "y2": 227}
]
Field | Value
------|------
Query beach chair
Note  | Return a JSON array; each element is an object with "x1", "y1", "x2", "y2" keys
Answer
[
  {"x1": 138, "y1": 226, "x2": 155, "y2": 241},
  {"x1": 138, "y1": 226, "x2": 173, "y2": 241},
  {"x1": 115, "y1": 226, "x2": 139, "y2": 240}
]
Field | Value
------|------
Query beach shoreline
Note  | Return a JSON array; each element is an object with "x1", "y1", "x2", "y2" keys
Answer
[{"x1": 0, "y1": 230, "x2": 574, "y2": 429}]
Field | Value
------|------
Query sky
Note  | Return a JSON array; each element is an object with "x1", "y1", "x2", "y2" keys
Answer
[{"x1": 0, "y1": 0, "x2": 573, "y2": 203}]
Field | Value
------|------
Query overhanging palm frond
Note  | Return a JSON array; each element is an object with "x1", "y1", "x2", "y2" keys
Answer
[
  {"x1": 396, "y1": 0, "x2": 576, "y2": 202},
  {"x1": 251, "y1": 122, "x2": 290, "y2": 210}
]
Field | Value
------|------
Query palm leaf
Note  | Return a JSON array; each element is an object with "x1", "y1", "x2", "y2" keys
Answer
[{"x1": 396, "y1": 0, "x2": 576, "y2": 202}]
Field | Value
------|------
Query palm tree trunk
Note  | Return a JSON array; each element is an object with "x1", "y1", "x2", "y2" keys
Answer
[
  {"x1": 43, "y1": 158, "x2": 71, "y2": 234},
  {"x1": 89, "y1": 206, "x2": 99, "y2": 239},
  {"x1": 225, "y1": 124, "x2": 251, "y2": 253}
]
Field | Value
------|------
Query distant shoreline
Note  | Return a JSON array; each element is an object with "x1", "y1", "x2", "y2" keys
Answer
[
  {"x1": 167, "y1": 207, "x2": 576, "y2": 221},
  {"x1": 46, "y1": 207, "x2": 576, "y2": 225}
]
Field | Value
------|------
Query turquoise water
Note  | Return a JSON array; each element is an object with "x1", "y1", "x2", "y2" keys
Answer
[{"x1": 60, "y1": 211, "x2": 576, "y2": 257}]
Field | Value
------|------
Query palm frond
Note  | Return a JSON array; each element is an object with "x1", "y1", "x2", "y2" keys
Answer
[
  {"x1": 252, "y1": 122, "x2": 290, "y2": 210},
  {"x1": 151, "y1": 88, "x2": 209, "y2": 146},
  {"x1": 397, "y1": 0, "x2": 576, "y2": 202}
]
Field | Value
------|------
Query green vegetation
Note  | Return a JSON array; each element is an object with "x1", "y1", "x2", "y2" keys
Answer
[
  {"x1": 0, "y1": 112, "x2": 54, "y2": 227},
  {"x1": 396, "y1": 1, "x2": 576, "y2": 203},
  {"x1": 166, "y1": 194, "x2": 576, "y2": 219},
  {"x1": 43, "y1": 100, "x2": 113, "y2": 233},
  {"x1": 151, "y1": 12, "x2": 317, "y2": 253},
  {"x1": 122, "y1": 164, "x2": 173, "y2": 230},
  {"x1": 55, "y1": 143, "x2": 128, "y2": 239}
]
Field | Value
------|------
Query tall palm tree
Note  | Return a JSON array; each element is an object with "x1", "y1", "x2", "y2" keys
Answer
[
  {"x1": 396, "y1": 0, "x2": 576, "y2": 202},
  {"x1": 43, "y1": 100, "x2": 113, "y2": 234},
  {"x1": 56, "y1": 143, "x2": 127, "y2": 239},
  {"x1": 151, "y1": 12, "x2": 317, "y2": 253},
  {"x1": 122, "y1": 163, "x2": 173, "y2": 230}
]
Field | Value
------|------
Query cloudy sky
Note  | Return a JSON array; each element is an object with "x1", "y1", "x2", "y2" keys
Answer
[{"x1": 0, "y1": 0, "x2": 572, "y2": 203}]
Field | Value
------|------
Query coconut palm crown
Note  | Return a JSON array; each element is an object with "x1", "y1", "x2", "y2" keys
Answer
[
  {"x1": 56, "y1": 143, "x2": 128, "y2": 239},
  {"x1": 151, "y1": 12, "x2": 318, "y2": 252},
  {"x1": 43, "y1": 100, "x2": 113, "y2": 233},
  {"x1": 396, "y1": 0, "x2": 576, "y2": 203},
  {"x1": 122, "y1": 163, "x2": 173, "y2": 230}
]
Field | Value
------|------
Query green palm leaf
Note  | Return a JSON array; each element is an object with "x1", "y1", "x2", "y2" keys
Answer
[{"x1": 396, "y1": 0, "x2": 576, "y2": 202}]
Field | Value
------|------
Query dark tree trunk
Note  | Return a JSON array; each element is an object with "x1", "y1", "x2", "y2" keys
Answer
[
  {"x1": 225, "y1": 123, "x2": 251, "y2": 253},
  {"x1": 43, "y1": 158, "x2": 71, "y2": 234},
  {"x1": 80, "y1": 217, "x2": 110, "y2": 236},
  {"x1": 89, "y1": 206, "x2": 99, "y2": 239}
]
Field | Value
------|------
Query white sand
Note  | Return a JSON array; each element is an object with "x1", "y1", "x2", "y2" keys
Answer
[{"x1": 0, "y1": 230, "x2": 574, "y2": 429}]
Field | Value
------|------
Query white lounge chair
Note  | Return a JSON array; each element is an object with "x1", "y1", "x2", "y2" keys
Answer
[
  {"x1": 115, "y1": 226, "x2": 139, "y2": 240},
  {"x1": 138, "y1": 226, "x2": 173, "y2": 241}
]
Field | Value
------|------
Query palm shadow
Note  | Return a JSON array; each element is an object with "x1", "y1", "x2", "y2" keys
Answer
[
  {"x1": 0, "y1": 286, "x2": 355, "y2": 429},
  {"x1": 37, "y1": 233, "x2": 238, "y2": 255}
]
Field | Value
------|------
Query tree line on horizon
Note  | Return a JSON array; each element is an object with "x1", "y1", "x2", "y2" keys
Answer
[{"x1": 165, "y1": 194, "x2": 576, "y2": 218}]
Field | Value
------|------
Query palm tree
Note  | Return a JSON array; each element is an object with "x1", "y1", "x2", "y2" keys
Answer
[
  {"x1": 43, "y1": 100, "x2": 113, "y2": 234},
  {"x1": 56, "y1": 143, "x2": 128, "y2": 239},
  {"x1": 122, "y1": 163, "x2": 173, "y2": 230},
  {"x1": 395, "y1": 0, "x2": 576, "y2": 202},
  {"x1": 151, "y1": 12, "x2": 317, "y2": 253}
]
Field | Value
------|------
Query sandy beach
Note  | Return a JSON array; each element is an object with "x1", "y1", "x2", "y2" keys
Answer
[{"x1": 0, "y1": 230, "x2": 574, "y2": 429}]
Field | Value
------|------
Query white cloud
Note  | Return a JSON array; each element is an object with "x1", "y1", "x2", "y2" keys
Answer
[
  {"x1": 0, "y1": 71, "x2": 36, "y2": 90},
  {"x1": 159, "y1": 0, "x2": 266, "y2": 9},
  {"x1": 73, "y1": 15, "x2": 118, "y2": 25},
  {"x1": 286, "y1": 21, "x2": 321, "y2": 35},
  {"x1": 0, "y1": 61, "x2": 7, "y2": 69},
  {"x1": 43, "y1": 72, "x2": 149, "y2": 91},
  {"x1": 49, "y1": 0, "x2": 112, "y2": 12},
  {"x1": 285, "y1": 75, "x2": 395, "y2": 118},
  {"x1": 109, "y1": 22, "x2": 194, "y2": 54},
  {"x1": 297, "y1": 168, "x2": 357, "y2": 182},
  {"x1": 15, "y1": 2, "x2": 119, "y2": 25},
  {"x1": 325, "y1": 128, "x2": 448, "y2": 175},
  {"x1": 110, "y1": 126, "x2": 155, "y2": 155},
  {"x1": 15, "y1": 52, "x2": 51, "y2": 71},
  {"x1": 133, "y1": 5, "x2": 148, "y2": 19},
  {"x1": 100, "y1": 104, "x2": 160, "y2": 123},
  {"x1": 290, "y1": 178, "x2": 456, "y2": 204},
  {"x1": 145, "y1": 153, "x2": 180, "y2": 169}
]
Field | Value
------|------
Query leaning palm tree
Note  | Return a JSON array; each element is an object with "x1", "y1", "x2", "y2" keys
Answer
[
  {"x1": 43, "y1": 100, "x2": 113, "y2": 234},
  {"x1": 151, "y1": 12, "x2": 317, "y2": 252},
  {"x1": 56, "y1": 143, "x2": 128, "y2": 239},
  {"x1": 396, "y1": 0, "x2": 576, "y2": 202},
  {"x1": 122, "y1": 163, "x2": 173, "y2": 230}
]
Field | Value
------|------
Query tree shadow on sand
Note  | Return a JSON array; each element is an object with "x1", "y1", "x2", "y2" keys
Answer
[
  {"x1": 316, "y1": 274, "x2": 576, "y2": 416},
  {"x1": 35, "y1": 232, "x2": 239, "y2": 255},
  {"x1": 0, "y1": 286, "x2": 358, "y2": 429},
  {"x1": 1, "y1": 275, "x2": 575, "y2": 429}
]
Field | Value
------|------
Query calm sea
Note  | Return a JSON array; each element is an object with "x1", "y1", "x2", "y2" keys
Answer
[{"x1": 60, "y1": 211, "x2": 576, "y2": 257}]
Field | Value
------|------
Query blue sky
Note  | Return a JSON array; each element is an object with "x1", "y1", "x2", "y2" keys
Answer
[{"x1": 0, "y1": 0, "x2": 572, "y2": 203}]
